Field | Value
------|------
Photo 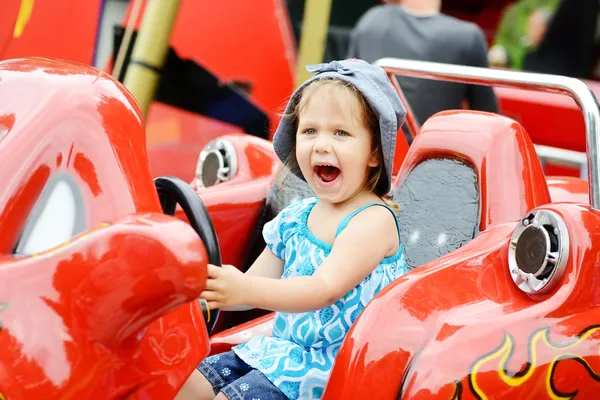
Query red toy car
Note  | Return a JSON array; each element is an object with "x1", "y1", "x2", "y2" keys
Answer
[
  {"x1": 191, "y1": 58, "x2": 600, "y2": 399},
  {"x1": 2, "y1": 55, "x2": 600, "y2": 399},
  {"x1": 0, "y1": 57, "x2": 217, "y2": 399}
]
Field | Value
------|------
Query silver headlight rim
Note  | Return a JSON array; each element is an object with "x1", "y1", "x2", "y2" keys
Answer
[
  {"x1": 194, "y1": 138, "x2": 238, "y2": 189},
  {"x1": 508, "y1": 209, "x2": 570, "y2": 296}
]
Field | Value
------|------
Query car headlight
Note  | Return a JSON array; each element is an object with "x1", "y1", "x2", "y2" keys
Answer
[
  {"x1": 194, "y1": 139, "x2": 238, "y2": 188},
  {"x1": 508, "y1": 209, "x2": 569, "y2": 296}
]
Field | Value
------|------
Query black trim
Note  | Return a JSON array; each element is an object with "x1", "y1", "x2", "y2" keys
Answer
[
  {"x1": 452, "y1": 380, "x2": 463, "y2": 400},
  {"x1": 112, "y1": 27, "x2": 270, "y2": 139},
  {"x1": 154, "y1": 176, "x2": 222, "y2": 333},
  {"x1": 129, "y1": 59, "x2": 162, "y2": 74}
]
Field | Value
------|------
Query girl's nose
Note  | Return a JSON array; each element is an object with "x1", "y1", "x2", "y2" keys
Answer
[{"x1": 313, "y1": 134, "x2": 332, "y2": 153}]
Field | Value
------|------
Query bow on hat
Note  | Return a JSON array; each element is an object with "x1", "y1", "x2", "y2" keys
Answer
[{"x1": 305, "y1": 60, "x2": 355, "y2": 75}]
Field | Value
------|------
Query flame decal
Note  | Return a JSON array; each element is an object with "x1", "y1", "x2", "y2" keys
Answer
[
  {"x1": 468, "y1": 326, "x2": 600, "y2": 399},
  {"x1": 13, "y1": 0, "x2": 35, "y2": 38},
  {"x1": 451, "y1": 381, "x2": 463, "y2": 400}
]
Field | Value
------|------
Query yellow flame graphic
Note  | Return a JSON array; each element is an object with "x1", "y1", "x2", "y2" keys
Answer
[
  {"x1": 13, "y1": 0, "x2": 35, "y2": 38},
  {"x1": 469, "y1": 327, "x2": 600, "y2": 400}
]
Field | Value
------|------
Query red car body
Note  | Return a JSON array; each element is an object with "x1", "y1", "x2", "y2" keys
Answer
[
  {"x1": 2, "y1": 51, "x2": 600, "y2": 398},
  {"x1": 199, "y1": 69, "x2": 600, "y2": 399},
  {"x1": 0, "y1": 58, "x2": 213, "y2": 399},
  {"x1": 1, "y1": 4, "x2": 599, "y2": 396}
]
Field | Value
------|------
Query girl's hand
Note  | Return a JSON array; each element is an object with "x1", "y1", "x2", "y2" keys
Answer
[{"x1": 201, "y1": 264, "x2": 248, "y2": 310}]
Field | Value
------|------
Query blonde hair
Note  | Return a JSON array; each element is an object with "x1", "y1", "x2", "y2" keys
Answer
[{"x1": 278, "y1": 78, "x2": 399, "y2": 212}]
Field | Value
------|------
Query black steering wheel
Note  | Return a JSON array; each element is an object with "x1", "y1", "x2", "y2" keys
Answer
[{"x1": 154, "y1": 176, "x2": 221, "y2": 333}]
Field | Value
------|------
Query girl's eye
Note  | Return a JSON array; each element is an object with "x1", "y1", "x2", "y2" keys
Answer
[
  {"x1": 303, "y1": 128, "x2": 316, "y2": 135},
  {"x1": 335, "y1": 130, "x2": 350, "y2": 137}
]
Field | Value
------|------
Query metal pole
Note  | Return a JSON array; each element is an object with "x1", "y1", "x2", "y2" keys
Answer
[
  {"x1": 123, "y1": 0, "x2": 181, "y2": 117},
  {"x1": 295, "y1": 0, "x2": 333, "y2": 86},
  {"x1": 375, "y1": 57, "x2": 600, "y2": 209},
  {"x1": 112, "y1": 0, "x2": 144, "y2": 80}
]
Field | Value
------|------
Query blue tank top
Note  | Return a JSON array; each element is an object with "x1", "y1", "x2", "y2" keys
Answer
[{"x1": 232, "y1": 197, "x2": 407, "y2": 399}]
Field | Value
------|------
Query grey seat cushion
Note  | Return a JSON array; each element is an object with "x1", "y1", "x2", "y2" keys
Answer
[{"x1": 393, "y1": 158, "x2": 480, "y2": 270}]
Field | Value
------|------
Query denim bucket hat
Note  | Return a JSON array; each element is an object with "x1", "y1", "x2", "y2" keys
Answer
[{"x1": 273, "y1": 59, "x2": 406, "y2": 195}]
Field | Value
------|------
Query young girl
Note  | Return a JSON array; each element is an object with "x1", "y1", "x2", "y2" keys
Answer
[{"x1": 176, "y1": 59, "x2": 407, "y2": 400}]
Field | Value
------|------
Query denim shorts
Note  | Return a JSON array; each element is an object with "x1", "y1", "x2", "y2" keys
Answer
[{"x1": 198, "y1": 351, "x2": 288, "y2": 400}]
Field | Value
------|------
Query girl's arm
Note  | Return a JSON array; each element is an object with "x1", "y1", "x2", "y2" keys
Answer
[
  {"x1": 205, "y1": 246, "x2": 285, "y2": 311},
  {"x1": 245, "y1": 246, "x2": 285, "y2": 279},
  {"x1": 203, "y1": 206, "x2": 399, "y2": 312}
]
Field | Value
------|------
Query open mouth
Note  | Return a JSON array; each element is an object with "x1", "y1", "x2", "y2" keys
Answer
[{"x1": 313, "y1": 164, "x2": 341, "y2": 185}]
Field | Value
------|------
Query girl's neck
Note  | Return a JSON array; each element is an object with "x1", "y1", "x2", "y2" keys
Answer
[{"x1": 319, "y1": 190, "x2": 381, "y2": 213}]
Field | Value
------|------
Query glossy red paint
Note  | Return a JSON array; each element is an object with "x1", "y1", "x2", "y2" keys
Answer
[
  {"x1": 496, "y1": 86, "x2": 588, "y2": 153},
  {"x1": 146, "y1": 104, "x2": 246, "y2": 182},
  {"x1": 0, "y1": 58, "x2": 210, "y2": 399},
  {"x1": 543, "y1": 163, "x2": 581, "y2": 178},
  {"x1": 0, "y1": 0, "x2": 101, "y2": 64},
  {"x1": 396, "y1": 110, "x2": 551, "y2": 230},
  {"x1": 547, "y1": 176, "x2": 590, "y2": 204},
  {"x1": 0, "y1": 216, "x2": 209, "y2": 399},
  {"x1": 393, "y1": 131, "x2": 410, "y2": 176},
  {"x1": 210, "y1": 313, "x2": 276, "y2": 355},
  {"x1": 325, "y1": 203, "x2": 600, "y2": 399}
]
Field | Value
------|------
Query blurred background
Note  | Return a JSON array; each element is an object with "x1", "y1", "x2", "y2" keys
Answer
[{"x1": 1, "y1": 0, "x2": 598, "y2": 181}]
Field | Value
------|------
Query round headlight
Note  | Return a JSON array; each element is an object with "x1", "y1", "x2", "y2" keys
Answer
[
  {"x1": 194, "y1": 139, "x2": 238, "y2": 188},
  {"x1": 508, "y1": 209, "x2": 569, "y2": 295}
]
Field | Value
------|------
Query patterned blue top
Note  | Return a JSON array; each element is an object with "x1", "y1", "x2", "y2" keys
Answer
[{"x1": 233, "y1": 197, "x2": 407, "y2": 400}]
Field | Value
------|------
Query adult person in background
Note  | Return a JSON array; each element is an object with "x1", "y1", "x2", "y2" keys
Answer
[
  {"x1": 522, "y1": 0, "x2": 599, "y2": 79},
  {"x1": 347, "y1": 0, "x2": 498, "y2": 143},
  {"x1": 488, "y1": 0, "x2": 561, "y2": 70}
]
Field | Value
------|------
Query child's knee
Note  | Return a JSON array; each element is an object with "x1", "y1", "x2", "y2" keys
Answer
[{"x1": 174, "y1": 369, "x2": 216, "y2": 400}]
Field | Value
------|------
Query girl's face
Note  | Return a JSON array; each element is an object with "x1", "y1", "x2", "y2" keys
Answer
[{"x1": 295, "y1": 83, "x2": 379, "y2": 204}]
